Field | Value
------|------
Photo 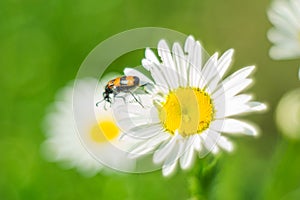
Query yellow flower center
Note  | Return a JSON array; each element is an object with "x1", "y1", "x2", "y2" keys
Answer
[
  {"x1": 158, "y1": 87, "x2": 214, "y2": 137},
  {"x1": 89, "y1": 120, "x2": 120, "y2": 143}
]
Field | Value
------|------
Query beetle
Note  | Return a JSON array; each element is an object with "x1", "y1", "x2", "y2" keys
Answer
[{"x1": 96, "y1": 76, "x2": 147, "y2": 108}]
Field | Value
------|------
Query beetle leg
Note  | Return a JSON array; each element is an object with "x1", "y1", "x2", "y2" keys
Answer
[
  {"x1": 129, "y1": 91, "x2": 144, "y2": 108},
  {"x1": 115, "y1": 95, "x2": 127, "y2": 104}
]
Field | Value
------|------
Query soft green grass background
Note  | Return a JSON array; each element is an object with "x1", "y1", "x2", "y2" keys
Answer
[{"x1": 1, "y1": 0, "x2": 300, "y2": 199}]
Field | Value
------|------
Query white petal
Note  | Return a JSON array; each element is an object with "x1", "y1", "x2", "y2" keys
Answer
[
  {"x1": 209, "y1": 49, "x2": 234, "y2": 93},
  {"x1": 291, "y1": 0, "x2": 300, "y2": 20},
  {"x1": 129, "y1": 133, "x2": 170, "y2": 158},
  {"x1": 153, "y1": 134, "x2": 177, "y2": 164},
  {"x1": 267, "y1": 28, "x2": 297, "y2": 45},
  {"x1": 162, "y1": 136, "x2": 184, "y2": 176},
  {"x1": 151, "y1": 66, "x2": 172, "y2": 92},
  {"x1": 183, "y1": 35, "x2": 203, "y2": 68},
  {"x1": 211, "y1": 118, "x2": 259, "y2": 136},
  {"x1": 145, "y1": 48, "x2": 160, "y2": 65},
  {"x1": 208, "y1": 49, "x2": 234, "y2": 93},
  {"x1": 184, "y1": 36, "x2": 195, "y2": 54},
  {"x1": 192, "y1": 41, "x2": 202, "y2": 70},
  {"x1": 268, "y1": 3, "x2": 298, "y2": 37},
  {"x1": 272, "y1": 1, "x2": 300, "y2": 30},
  {"x1": 142, "y1": 58, "x2": 154, "y2": 71},
  {"x1": 223, "y1": 103, "x2": 259, "y2": 118},
  {"x1": 216, "y1": 49, "x2": 234, "y2": 79},
  {"x1": 162, "y1": 159, "x2": 177, "y2": 177},
  {"x1": 115, "y1": 104, "x2": 156, "y2": 119},
  {"x1": 217, "y1": 136, "x2": 234, "y2": 152},
  {"x1": 187, "y1": 40, "x2": 203, "y2": 87},
  {"x1": 193, "y1": 134, "x2": 202, "y2": 152},
  {"x1": 158, "y1": 40, "x2": 179, "y2": 90},
  {"x1": 208, "y1": 76, "x2": 221, "y2": 94},
  {"x1": 189, "y1": 65, "x2": 203, "y2": 88},
  {"x1": 129, "y1": 143, "x2": 157, "y2": 159},
  {"x1": 126, "y1": 123, "x2": 164, "y2": 139},
  {"x1": 213, "y1": 78, "x2": 253, "y2": 101},
  {"x1": 179, "y1": 137, "x2": 195, "y2": 170},
  {"x1": 199, "y1": 130, "x2": 220, "y2": 157},
  {"x1": 220, "y1": 65, "x2": 255, "y2": 87},
  {"x1": 245, "y1": 101, "x2": 267, "y2": 112},
  {"x1": 214, "y1": 99, "x2": 267, "y2": 119},
  {"x1": 184, "y1": 36, "x2": 195, "y2": 85},
  {"x1": 113, "y1": 100, "x2": 159, "y2": 129},
  {"x1": 214, "y1": 94, "x2": 252, "y2": 108},
  {"x1": 172, "y1": 42, "x2": 188, "y2": 87},
  {"x1": 117, "y1": 117, "x2": 156, "y2": 131},
  {"x1": 231, "y1": 94, "x2": 253, "y2": 103},
  {"x1": 203, "y1": 130, "x2": 220, "y2": 150},
  {"x1": 199, "y1": 53, "x2": 218, "y2": 90},
  {"x1": 211, "y1": 146, "x2": 220, "y2": 155},
  {"x1": 269, "y1": 44, "x2": 300, "y2": 60},
  {"x1": 145, "y1": 61, "x2": 170, "y2": 94}
]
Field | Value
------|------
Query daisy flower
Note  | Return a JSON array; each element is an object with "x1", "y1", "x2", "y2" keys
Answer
[
  {"x1": 267, "y1": 0, "x2": 300, "y2": 60},
  {"x1": 42, "y1": 75, "x2": 136, "y2": 176},
  {"x1": 276, "y1": 88, "x2": 300, "y2": 140},
  {"x1": 114, "y1": 36, "x2": 267, "y2": 176}
]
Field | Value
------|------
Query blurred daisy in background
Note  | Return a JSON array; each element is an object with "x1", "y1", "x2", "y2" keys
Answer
[
  {"x1": 42, "y1": 75, "x2": 136, "y2": 177},
  {"x1": 267, "y1": 0, "x2": 300, "y2": 60},
  {"x1": 276, "y1": 88, "x2": 300, "y2": 140},
  {"x1": 267, "y1": 0, "x2": 300, "y2": 140},
  {"x1": 115, "y1": 36, "x2": 267, "y2": 176}
]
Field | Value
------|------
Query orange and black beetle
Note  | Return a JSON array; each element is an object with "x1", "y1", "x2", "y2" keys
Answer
[{"x1": 97, "y1": 76, "x2": 146, "y2": 108}]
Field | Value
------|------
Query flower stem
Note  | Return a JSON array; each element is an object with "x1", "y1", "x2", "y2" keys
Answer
[{"x1": 187, "y1": 154, "x2": 220, "y2": 200}]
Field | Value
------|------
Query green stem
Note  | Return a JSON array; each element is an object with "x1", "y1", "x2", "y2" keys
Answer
[{"x1": 187, "y1": 154, "x2": 220, "y2": 200}]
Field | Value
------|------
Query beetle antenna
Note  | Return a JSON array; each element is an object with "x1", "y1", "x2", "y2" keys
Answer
[{"x1": 140, "y1": 83, "x2": 149, "y2": 87}]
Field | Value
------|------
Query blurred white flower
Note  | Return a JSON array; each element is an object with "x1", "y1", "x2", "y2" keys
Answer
[
  {"x1": 276, "y1": 88, "x2": 300, "y2": 140},
  {"x1": 42, "y1": 75, "x2": 136, "y2": 177},
  {"x1": 267, "y1": 0, "x2": 300, "y2": 60},
  {"x1": 115, "y1": 36, "x2": 267, "y2": 176}
]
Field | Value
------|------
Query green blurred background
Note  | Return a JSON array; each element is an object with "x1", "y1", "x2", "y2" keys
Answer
[{"x1": 1, "y1": 0, "x2": 300, "y2": 199}]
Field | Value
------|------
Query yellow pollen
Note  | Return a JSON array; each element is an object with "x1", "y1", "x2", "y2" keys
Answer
[
  {"x1": 158, "y1": 87, "x2": 214, "y2": 137},
  {"x1": 89, "y1": 120, "x2": 120, "y2": 143}
]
